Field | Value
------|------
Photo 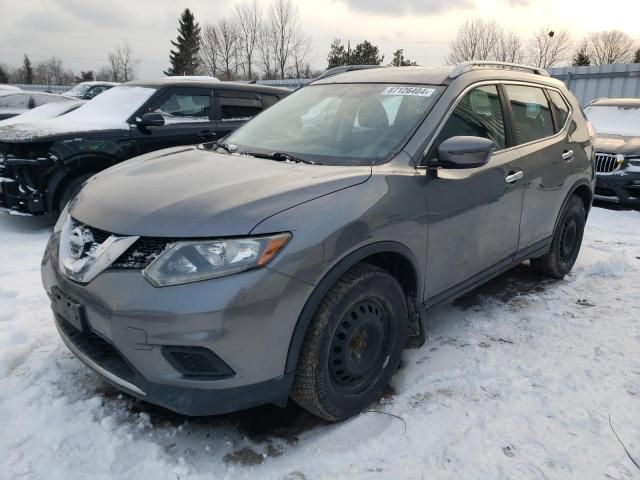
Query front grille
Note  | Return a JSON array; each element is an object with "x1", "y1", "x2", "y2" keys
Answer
[
  {"x1": 71, "y1": 219, "x2": 173, "y2": 270},
  {"x1": 111, "y1": 237, "x2": 175, "y2": 269},
  {"x1": 595, "y1": 153, "x2": 622, "y2": 173}
]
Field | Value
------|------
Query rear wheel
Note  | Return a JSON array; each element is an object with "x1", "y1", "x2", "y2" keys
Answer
[
  {"x1": 56, "y1": 173, "x2": 95, "y2": 215},
  {"x1": 532, "y1": 195, "x2": 585, "y2": 278},
  {"x1": 291, "y1": 263, "x2": 408, "y2": 421}
]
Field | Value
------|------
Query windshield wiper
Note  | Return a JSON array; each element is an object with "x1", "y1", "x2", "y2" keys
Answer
[
  {"x1": 208, "y1": 141, "x2": 237, "y2": 154},
  {"x1": 244, "y1": 151, "x2": 317, "y2": 165}
]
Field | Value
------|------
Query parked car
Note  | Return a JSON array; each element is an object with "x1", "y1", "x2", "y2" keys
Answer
[
  {"x1": 41, "y1": 62, "x2": 594, "y2": 421},
  {"x1": 0, "y1": 91, "x2": 75, "y2": 120},
  {"x1": 64, "y1": 81, "x2": 119, "y2": 100},
  {"x1": 584, "y1": 98, "x2": 640, "y2": 208},
  {"x1": 0, "y1": 78, "x2": 289, "y2": 217},
  {"x1": 0, "y1": 99, "x2": 85, "y2": 126}
]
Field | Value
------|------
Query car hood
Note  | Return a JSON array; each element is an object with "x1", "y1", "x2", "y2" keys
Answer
[
  {"x1": 594, "y1": 134, "x2": 640, "y2": 156},
  {"x1": 70, "y1": 146, "x2": 372, "y2": 237},
  {"x1": 0, "y1": 119, "x2": 128, "y2": 142}
]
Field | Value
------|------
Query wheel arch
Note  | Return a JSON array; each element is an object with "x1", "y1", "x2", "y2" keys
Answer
[
  {"x1": 46, "y1": 154, "x2": 119, "y2": 216},
  {"x1": 283, "y1": 241, "x2": 422, "y2": 378},
  {"x1": 553, "y1": 179, "x2": 593, "y2": 235}
]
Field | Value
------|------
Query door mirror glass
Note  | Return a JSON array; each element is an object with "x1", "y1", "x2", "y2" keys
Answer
[
  {"x1": 437, "y1": 136, "x2": 494, "y2": 169},
  {"x1": 138, "y1": 112, "x2": 165, "y2": 127}
]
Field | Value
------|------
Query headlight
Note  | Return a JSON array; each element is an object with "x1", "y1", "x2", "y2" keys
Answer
[
  {"x1": 143, "y1": 233, "x2": 291, "y2": 287},
  {"x1": 628, "y1": 158, "x2": 640, "y2": 167}
]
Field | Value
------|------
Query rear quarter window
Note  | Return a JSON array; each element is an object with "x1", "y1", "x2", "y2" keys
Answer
[{"x1": 547, "y1": 90, "x2": 570, "y2": 131}]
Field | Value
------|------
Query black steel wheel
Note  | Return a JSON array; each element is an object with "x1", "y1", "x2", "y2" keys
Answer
[
  {"x1": 291, "y1": 263, "x2": 408, "y2": 422},
  {"x1": 532, "y1": 195, "x2": 586, "y2": 278}
]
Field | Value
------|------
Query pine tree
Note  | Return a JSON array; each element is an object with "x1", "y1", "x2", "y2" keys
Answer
[
  {"x1": 389, "y1": 49, "x2": 418, "y2": 67},
  {"x1": 22, "y1": 54, "x2": 34, "y2": 84},
  {"x1": 351, "y1": 40, "x2": 384, "y2": 65},
  {"x1": 164, "y1": 8, "x2": 201, "y2": 76},
  {"x1": 572, "y1": 42, "x2": 591, "y2": 67},
  {"x1": 633, "y1": 48, "x2": 640, "y2": 64},
  {"x1": 0, "y1": 65, "x2": 8, "y2": 84},
  {"x1": 327, "y1": 39, "x2": 348, "y2": 69}
]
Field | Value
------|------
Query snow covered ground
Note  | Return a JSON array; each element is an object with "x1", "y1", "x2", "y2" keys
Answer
[{"x1": 1, "y1": 206, "x2": 639, "y2": 480}]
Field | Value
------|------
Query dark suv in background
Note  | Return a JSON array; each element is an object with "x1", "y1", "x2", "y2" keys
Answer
[
  {"x1": 0, "y1": 78, "x2": 288, "y2": 217},
  {"x1": 584, "y1": 98, "x2": 640, "y2": 208},
  {"x1": 42, "y1": 62, "x2": 594, "y2": 422}
]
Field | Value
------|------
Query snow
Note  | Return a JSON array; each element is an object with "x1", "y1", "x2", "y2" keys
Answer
[
  {"x1": 0, "y1": 86, "x2": 156, "y2": 141},
  {"x1": 1, "y1": 206, "x2": 640, "y2": 479},
  {"x1": 585, "y1": 105, "x2": 640, "y2": 137},
  {"x1": 0, "y1": 100, "x2": 84, "y2": 126}
]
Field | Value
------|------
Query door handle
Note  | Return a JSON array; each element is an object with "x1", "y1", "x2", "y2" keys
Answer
[
  {"x1": 505, "y1": 170, "x2": 524, "y2": 184},
  {"x1": 561, "y1": 150, "x2": 574, "y2": 161}
]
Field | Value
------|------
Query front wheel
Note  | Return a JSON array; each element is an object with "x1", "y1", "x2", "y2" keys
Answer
[
  {"x1": 532, "y1": 195, "x2": 586, "y2": 278},
  {"x1": 290, "y1": 263, "x2": 408, "y2": 422}
]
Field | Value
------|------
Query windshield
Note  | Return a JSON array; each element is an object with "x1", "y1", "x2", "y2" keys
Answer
[
  {"x1": 61, "y1": 85, "x2": 156, "y2": 126},
  {"x1": 585, "y1": 105, "x2": 640, "y2": 137},
  {"x1": 225, "y1": 83, "x2": 443, "y2": 165}
]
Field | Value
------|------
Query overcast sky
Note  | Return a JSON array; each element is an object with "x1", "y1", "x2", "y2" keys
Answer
[{"x1": 0, "y1": 0, "x2": 639, "y2": 79}]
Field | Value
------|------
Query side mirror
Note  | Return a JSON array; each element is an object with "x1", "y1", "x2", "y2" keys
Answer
[
  {"x1": 436, "y1": 136, "x2": 494, "y2": 169},
  {"x1": 137, "y1": 112, "x2": 165, "y2": 128}
]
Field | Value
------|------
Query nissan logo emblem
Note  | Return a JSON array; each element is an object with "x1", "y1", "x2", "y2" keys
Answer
[{"x1": 68, "y1": 227, "x2": 94, "y2": 260}]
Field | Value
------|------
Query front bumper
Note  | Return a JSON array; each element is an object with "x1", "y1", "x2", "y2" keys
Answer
[
  {"x1": 41, "y1": 233, "x2": 314, "y2": 416},
  {"x1": 595, "y1": 171, "x2": 640, "y2": 208},
  {"x1": 0, "y1": 161, "x2": 46, "y2": 215}
]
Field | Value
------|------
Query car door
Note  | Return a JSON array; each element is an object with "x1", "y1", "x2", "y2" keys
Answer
[
  {"x1": 422, "y1": 84, "x2": 525, "y2": 301},
  {"x1": 504, "y1": 84, "x2": 573, "y2": 250},
  {"x1": 214, "y1": 89, "x2": 268, "y2": 137},
  {"x1": 131, "y1": 86, "x2": 217, "y2": 155}
]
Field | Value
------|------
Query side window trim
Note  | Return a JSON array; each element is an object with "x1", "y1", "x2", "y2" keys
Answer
[
  {"x1": 497, "y1": 83, "x2": 515, "y2": 149},
  {"x1": 543, "y1": 88, "x2": 560, "y2": 133}
]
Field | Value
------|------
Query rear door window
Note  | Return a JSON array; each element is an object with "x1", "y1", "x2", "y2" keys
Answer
[
  {"x1": 505, "y1": 85, "x2": 555, "y2": 144},
  {"x1": 547, "y1": 90, "x2": 570, "y2": 131},
  {"x1": 260, "y1": 94, "x2": 280, "y2": 109},
  {"x1": 432, "y1": 85, "x2": 507, "y2": 153},
  {"x1": 152, "y1": 88, "x2": 212, "y2": 124},
  {"x1": 216, "y1": 90, "x2": 263, "y2": 121}
]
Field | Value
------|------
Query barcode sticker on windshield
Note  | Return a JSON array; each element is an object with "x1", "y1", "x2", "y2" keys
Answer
[{"x1": 382, "y1": 87, "x2": 435, "y2": 97}]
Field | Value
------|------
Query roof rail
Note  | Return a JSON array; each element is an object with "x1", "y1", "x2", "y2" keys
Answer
[
  {"x1": 449, "y1": 61, "x2": 550, "y2": 78},
  {"x1": 315, "y1": 65, "x2": 385, "y2": 81}
]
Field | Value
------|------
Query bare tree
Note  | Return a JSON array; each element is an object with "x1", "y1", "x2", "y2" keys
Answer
[
  {"x1": 216, "y1": 18, "x2": 240, "y2": 80},
  {"x1": 257, "y1": 23, "x2": 278, "y2": 79},
  {"x1": 199, "y1": 24, "x2": 221, "y2": 78},
  {"x1": 235, "y1": 0, "x2": 262, "y2": 80},
  {"x1": 494, "y1": 31, "x2": 524, "y2": 63},
  {"x1": 35, "y1": 57, "x2": 64, "y2": 85},
  {"x1": 446, "y1": 19, "x2": 503, "y2": 64},
  {"x1": 292, "y1": 30, "x2": 313, "y2": 78},
  {"x1": 269, "y1": 0, "x2": 301, "y2": 79},
  {"x1": 528, "y1": 29, "x2": 571, "y2": 68},
  {"x1": 106, "y1": 42, "x2": 139, "y2": 82},
  {"x1": 588, "y1": 30, "x2": 635, "y2": 65}
]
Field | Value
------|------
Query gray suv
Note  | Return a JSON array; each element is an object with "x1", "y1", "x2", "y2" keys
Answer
[{"x1": 41, "y1": 62, "x2": 595, "y2": 422}]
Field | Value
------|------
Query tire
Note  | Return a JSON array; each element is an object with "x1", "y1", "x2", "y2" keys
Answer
[
  {"x1": 290, "y1": 263, "x2": 408, "y2": 422},
  {"x1": 56, "y1": 173, "x2": 95, "y2": 215},
  {"x1": 532, "y1": 195, "x2": 586, "y2": 278}
]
